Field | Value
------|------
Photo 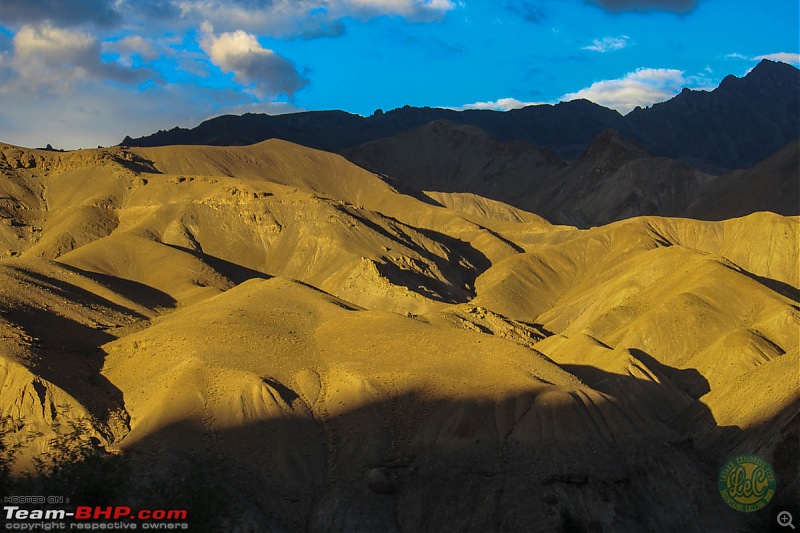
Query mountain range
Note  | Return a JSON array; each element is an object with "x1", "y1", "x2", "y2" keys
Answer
[{"x1": 124, "y1": 59, "x2": 799, "y2": 173}]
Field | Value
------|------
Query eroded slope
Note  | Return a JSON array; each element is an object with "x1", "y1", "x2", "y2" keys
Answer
[{"x1": 0, "y1": 140, "x2": 796, "y2": 532}]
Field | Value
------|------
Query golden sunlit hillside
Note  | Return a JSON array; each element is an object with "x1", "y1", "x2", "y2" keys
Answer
[{"x1": 0, "y1": 140, "x2": 797, "y2": 532}]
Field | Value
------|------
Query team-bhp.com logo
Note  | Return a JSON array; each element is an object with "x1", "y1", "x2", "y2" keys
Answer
[
  {"x1": 718, "y1": 454, "x2": 777, "y2": 512},
  {"x1": 4, "y1": 505, "x2": 189, "y2": 529}
]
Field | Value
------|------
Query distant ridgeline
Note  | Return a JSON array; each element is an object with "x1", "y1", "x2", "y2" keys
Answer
[{"x1": 122, "y1": 60, "x2": 800, "y2": 172}]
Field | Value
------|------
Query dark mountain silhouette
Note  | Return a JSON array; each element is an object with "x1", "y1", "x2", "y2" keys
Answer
[
  {"x1": 626, "y1": 59, "x2": 800, "y2": 171},
  {"x1": 123, "y1": 99, "x2": 624, "y2": 161},
  {"x1": 123, "y1": 60, "x2": 799, "y2": 172}
]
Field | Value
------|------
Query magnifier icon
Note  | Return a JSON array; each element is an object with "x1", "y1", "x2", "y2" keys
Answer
[{"x1": 779, "y1": 511, "x2": 795, "y2": 529}]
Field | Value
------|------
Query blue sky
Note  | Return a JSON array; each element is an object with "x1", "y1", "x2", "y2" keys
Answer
[{"x1": 0, "y1": 0, "x2": 797, "y2": 149}]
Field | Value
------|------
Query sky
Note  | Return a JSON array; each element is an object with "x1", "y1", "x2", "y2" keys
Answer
[{"x1": 0, "y1": 0, "x2": 797, "y2": 149}]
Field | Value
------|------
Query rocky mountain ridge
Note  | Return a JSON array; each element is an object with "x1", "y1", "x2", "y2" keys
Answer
[{"x1": 123, "y1": 60, "x2": 799, "y2": 172}]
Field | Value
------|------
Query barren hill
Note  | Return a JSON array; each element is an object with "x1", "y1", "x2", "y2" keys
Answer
[{"x1": 0, "y1": 140, "x2": 797, "y2": 532}]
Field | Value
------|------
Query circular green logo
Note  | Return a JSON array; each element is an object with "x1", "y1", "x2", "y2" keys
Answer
[{"x1": 718, "y1": 454, "x2": 776, "y2": 512}]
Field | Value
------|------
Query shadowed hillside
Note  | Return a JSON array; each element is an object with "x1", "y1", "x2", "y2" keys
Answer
[{"x1": 345, "y1": 124, "x2": 798, "y2": 227}]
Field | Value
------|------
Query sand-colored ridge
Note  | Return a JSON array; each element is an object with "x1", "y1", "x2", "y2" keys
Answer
[{"x1": 0, "y1": 139, "x2": 795, "y2": 531}]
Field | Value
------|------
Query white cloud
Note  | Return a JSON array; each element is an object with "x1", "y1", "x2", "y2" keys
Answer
[
  {"x1": 724, "y1": 53, "x2": 749, "y2": 60},
  {"x1": 562, "y1": 68, "x2": 687, "y2": 114},
  {"x1": 102, "y1": 35, "x2": 169, "y2": 68},
  {"x1": 456, "y1": 97, "x2": 546, "y2": 111},
  {"x1": 199, "y1": 22, "x2": 308, "y2": 98},
  {"x1": 754, "y1": 52, "x2": 800, "y2": 65},
  {"x1": 0, "y1": 20, "x2": 309, "y2": 149},
  {"x1": 14, "y1": 24, "x2": 96, "y2": 63},
  {"x1": 0, "y1": 23, "x2": 149, "y2": 93},
  {"x1": 582, "y1": 35, "x2": 631, "y2": 53},
  {"x1": 726, "y1": 52, "x2": 800, "y2": 66},
  {"x1": 106, "y1": 36, "x2": 160, "y2": 60}
]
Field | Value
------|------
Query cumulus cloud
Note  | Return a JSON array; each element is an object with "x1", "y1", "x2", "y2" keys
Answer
[
  {"x1": 582, "y1": 35, "x2": 631, "y2": 53},
  {"x1": 102, "y1": 36, "x2": 168, "y2": 68},
  {"x1": 199, "y1": 22, "x2": 308, "y2": 98},
  {"x1": 106, "y1": 36, "x2": 160, "y2": 60},
  {"x1": 0, "y1": 12, "x2": 314, "y2": 149},
  {"x1": 562, "y1": 68, "x2": 688, "y2": 113},
  {"x1": 590, "y1": 0, "x2": 697, "y2": 12},
  {"x1": 0, "y1": 23, "x2": 150, "y2": 92},
  {"x1": 0, "y1": 24, "x2": 300, "y2": 150},
  {"x1": 456, "y1": 97, "x2": 546, "y2": 111}
]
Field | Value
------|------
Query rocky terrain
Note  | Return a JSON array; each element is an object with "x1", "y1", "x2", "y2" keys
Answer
[{"x1": 0, "y1": 139, "x2": 797, "y2": 532}]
